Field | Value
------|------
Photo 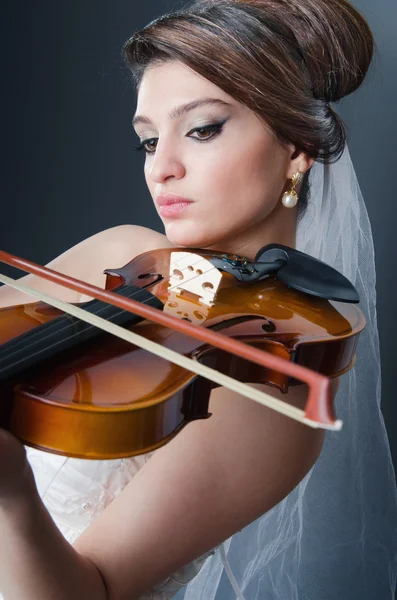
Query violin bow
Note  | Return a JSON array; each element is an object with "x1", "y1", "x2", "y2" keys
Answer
[{"x1": 0, "y1": 250, "x2": 342, "y2": 431}]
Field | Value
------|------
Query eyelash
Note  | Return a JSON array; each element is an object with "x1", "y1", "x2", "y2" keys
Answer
[{"x1": 133, "y1": 121, "x2": 227, "y2": 155}]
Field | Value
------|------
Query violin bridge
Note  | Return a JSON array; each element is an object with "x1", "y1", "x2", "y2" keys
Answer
[{"x1": 164, "y1": 252, "x2": 223, "y2": 323}]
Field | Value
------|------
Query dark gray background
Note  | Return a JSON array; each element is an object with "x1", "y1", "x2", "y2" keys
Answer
[
  {"x1": 338, "y1": 0, "x2": 397, "y2": 476},
  {"x1": 1, "y1": 0, "x2": 396, "y2": 562}
]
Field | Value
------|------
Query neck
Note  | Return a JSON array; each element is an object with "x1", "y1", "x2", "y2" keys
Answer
[{"x1": 205, "y1": 202, "x2": 298, "y2": 261}]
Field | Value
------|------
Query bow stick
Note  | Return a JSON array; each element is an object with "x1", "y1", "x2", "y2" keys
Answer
[{"x1": 0, "y1": 250, "x2": 342, "y2": 430}]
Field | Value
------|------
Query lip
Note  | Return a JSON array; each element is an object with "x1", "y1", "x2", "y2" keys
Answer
[{"x1": 155, "y1": 193, "x2": 194, "y2": 207}]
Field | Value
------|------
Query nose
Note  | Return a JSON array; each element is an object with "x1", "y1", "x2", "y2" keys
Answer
[{"x1": 146, "y1": 140, "x2": 186, "y2": 184}]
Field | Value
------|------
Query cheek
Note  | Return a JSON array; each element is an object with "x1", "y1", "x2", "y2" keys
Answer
[
  {"x1": 207, "y1": 143, "x2": 282, "y2": 215},
  {"x1": 144, "y1": 165, "x2": 153, "y2": 191}
]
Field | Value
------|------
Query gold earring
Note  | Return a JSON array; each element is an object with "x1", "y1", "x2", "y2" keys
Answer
[{"x1": 282, "y1": 172, "x2": 304, "y2": 208}]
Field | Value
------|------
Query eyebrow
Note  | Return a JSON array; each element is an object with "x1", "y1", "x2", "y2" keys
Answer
[{"x1": 132, "y1": 98, "x2": 233, "y2": 128}]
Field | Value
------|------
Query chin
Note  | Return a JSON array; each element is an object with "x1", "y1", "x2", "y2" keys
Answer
[{"x1": 164, "y1": 223, "x2": 208, "y2": 249}]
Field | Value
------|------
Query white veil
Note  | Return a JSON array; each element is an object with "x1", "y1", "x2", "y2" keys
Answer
[{"x1": 178, "y1": 145, "x2": 397, "y2": 599}]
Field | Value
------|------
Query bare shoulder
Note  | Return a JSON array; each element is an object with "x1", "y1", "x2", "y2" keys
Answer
[
  {"x1": 66, "y1": 224, "x2": 174, "y2": 301},
  {"x1": 0, "y1": 225, "x2": 173, "y2": 308},
  {"x1": 93, "y1": 224, "x2": 173, "y2": 264},
  {"x1": 52, "y1": 224, "x2": 173, "y2": 274},
  {"x1": 68, "y1": 224, "x2": 173, "y2": 284}
]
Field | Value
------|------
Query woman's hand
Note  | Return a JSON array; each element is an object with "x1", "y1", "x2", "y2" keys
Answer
[{"x1": 0, "y1": 428, "x2": 34, "y2": 505}]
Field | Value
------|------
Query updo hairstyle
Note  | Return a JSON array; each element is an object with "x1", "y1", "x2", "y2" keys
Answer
[{"x1": 123, "y1": 0, "x2": 375, "y2": 215}]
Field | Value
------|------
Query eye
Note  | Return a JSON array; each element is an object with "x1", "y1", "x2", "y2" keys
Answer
[
  {"x1": 188, "y1": 123, "x2": 224, "y2": 141},
  {"x1": 134, "y1": 138, "x2": 158, "y2": 154},
  {"x1": 133, "y1": 119, "x2": 228, "y2": 155}
]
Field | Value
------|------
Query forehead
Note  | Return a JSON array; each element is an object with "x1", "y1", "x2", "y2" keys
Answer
[{"x1": 136, "y1": 60, "x2": 234, "y2": 110}]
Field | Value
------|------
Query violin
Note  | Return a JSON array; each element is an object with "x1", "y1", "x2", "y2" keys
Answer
[{"x1": 0, "y1": 244, "x2": 365, "y2": 459}]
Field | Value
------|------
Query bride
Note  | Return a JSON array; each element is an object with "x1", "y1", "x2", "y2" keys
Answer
[{"x1": 0, "y1": 1, "x2": 396, "y2": 598}]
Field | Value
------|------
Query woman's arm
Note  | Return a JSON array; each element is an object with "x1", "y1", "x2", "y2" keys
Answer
[
  {"x1": 0, "y1": 381, "x2": 328, "y2": 600},
  {"x1": 73, "y1": 383, "x2": 327, "y2": 599}
]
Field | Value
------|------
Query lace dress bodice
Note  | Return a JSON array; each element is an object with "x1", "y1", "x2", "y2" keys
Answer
[{"x1": 0, "y1": 447, "x2": 217, "y2": 600}]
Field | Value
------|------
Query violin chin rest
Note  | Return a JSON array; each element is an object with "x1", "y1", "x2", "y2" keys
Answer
[{"x1": 254, "y1": 244, "x2": 360, "y2": 304}]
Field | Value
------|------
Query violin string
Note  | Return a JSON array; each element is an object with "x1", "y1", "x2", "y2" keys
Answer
[
  {"x1": 0, "y1": 252, "x2": 206, "y2": 358},
  {"x1": 0, "y1": 254, "x2": 205, "y2": 367},
  {"x1": 0, "y1": 253, "x2": 228, "y2": 372}
]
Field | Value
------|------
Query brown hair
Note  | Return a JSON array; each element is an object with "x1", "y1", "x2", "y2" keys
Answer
[{"x1": 123, "y1": 0, "x2": 375, "y2": 213}]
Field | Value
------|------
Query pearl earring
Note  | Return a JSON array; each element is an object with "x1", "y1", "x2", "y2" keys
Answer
[{"x1": 282, "y1": 171, "x2": 304, "y2": 208}]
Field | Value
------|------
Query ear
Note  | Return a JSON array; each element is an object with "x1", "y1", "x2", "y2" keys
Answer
[{"x1": 285, "y1": 147, "x2": 316, "y2": 180}]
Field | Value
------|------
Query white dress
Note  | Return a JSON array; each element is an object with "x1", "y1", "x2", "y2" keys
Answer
[{"x1": 0, "y1": 447, "x2": 218, "y2": 600}]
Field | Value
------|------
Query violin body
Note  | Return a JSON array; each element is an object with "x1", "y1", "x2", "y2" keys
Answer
[{"x1": 0, "y1": 248, "x2": 365, "y2": 459}]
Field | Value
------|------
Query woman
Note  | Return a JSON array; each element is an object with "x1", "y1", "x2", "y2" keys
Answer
[{"x1": 0, "y1": 0, "x2": 396, "y2": 599}]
